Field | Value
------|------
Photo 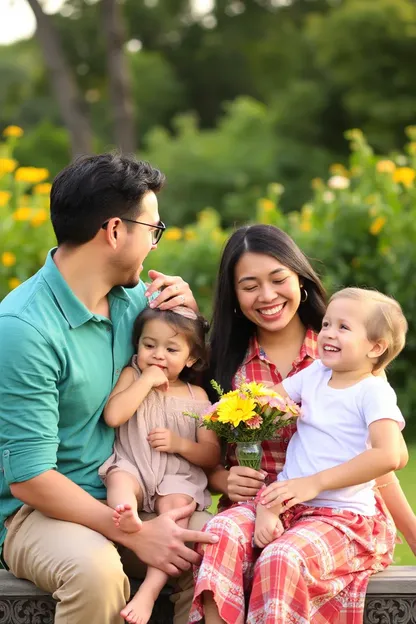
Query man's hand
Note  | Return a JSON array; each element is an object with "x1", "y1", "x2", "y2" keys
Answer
[
  {"x1": 145, "y1": 271, "x2": 198, "y2": 311},
  {"x1": 259, "y1": 475, "x2": 321, "y2": 512},
  {"x1": 227, "y1": 465, "x2": 266, "y2": 502},
  {"x1": 148, "y1": 427, "x2": 183, "y2": 454},
  {"x1": 122, "y1": 502, "x2": 218, "y2": 576},
  {"x1": 254, "y1": 503, "x2": 283, "y2": 549}
]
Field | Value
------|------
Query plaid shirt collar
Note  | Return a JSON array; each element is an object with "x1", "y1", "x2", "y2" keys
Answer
[{"x1": 243, "y1": 327, "x2": 319, "y2": 368}]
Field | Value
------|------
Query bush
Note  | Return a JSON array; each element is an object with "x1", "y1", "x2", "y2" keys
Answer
[{"x1": 1, "y1": 124, "x2": 416, "y2": 432}]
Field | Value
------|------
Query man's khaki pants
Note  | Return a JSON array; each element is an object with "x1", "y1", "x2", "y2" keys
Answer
[{"x1": 3, "y1": 505, "x2": 211, "y2": 624}]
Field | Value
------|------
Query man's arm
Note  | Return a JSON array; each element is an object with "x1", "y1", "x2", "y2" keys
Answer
[{"x1": 10, "y1": 470, "x2": 218, "y2": 575}]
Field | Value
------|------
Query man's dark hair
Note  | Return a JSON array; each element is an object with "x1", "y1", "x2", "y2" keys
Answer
[{"x1": 50, "y1": 153, "x2": 165, "y2": 246}]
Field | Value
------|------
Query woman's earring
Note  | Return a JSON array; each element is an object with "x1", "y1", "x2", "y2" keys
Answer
[{"x1": 300, "y1": 287, "x2": 308, "y2": 303}]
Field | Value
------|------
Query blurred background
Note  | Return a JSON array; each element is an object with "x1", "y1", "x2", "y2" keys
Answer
[{"x1": 0, "y1": 0, "x2": 415, "y2": 562}]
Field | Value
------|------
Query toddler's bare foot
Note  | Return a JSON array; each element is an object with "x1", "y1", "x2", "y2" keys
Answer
[
  {"x1": 274, "y1": 516, "x2": 284, "y2": 538},
  {"x1": 113, "y1": 503, "x2": 142, "y2": 534},
  {"x1": 121, "y1": 586, "x2": 156, "y2": 623}
]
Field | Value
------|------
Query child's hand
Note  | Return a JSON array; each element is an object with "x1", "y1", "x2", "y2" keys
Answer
[
  {"x1": 148, "y1": 427, "x2": 183, "y2": 454},
  {"x1": 259, "y1": 475, "x2": 321, "y2": 512},
  {"x1": 254, "y1": 504, "x2": 284, "y2": 549},
  {"x1": 142, "y1": 365, "x2": 169, "y2": 391}
]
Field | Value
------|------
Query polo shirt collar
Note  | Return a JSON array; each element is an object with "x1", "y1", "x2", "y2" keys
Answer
[{"x1": 41, "y1": 249, "x2": 131, "y2": 329}]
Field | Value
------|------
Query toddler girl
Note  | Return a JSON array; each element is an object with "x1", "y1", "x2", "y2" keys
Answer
[
  {"x1": 254, "y1": 287, "x2": 409, "y2": 548},
  {"x1": 99, "y1": 304, "x2": 220, "y2": 624}
]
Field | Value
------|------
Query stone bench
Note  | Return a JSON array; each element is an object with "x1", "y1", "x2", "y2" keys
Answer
[{"x1": 1, "y1": 566, "x2": 415, "y2": 623}]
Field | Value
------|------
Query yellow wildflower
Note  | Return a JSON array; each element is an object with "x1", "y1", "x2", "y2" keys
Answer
[
  {"x1": 15, "y1": 167, "x2": 49, "y2": 184},
  {"x1": 393, "y1": 167, "x2": 415, "y2": 188},
  {"x1": 217, "y1": 394, "x2": 257, "y2": 428},
  {"x1": 34, "y1": 182, "x2": 52, "y2": 195},
  {"x1": 300, "y1": 220, "x2": 312, "y2": 233},
  {"x1": 370, "y1": 216, "x2": 387, "y2": 236},
  {"x1": 0, "y1": 158, "x2": 18, "y2": 176},
  {"x1": 3, "y1": 125, "x2": 24, "y2": 138},
  {"x1": 185, "y1": 229, "x2": 197, "y2": 241},
  {"x1": 8, "y1": 277, "x2": 21, "y2": 290},
  {"x1": 345, "y1": 128, "x2": 363, "y2": 141},
  {"x1": 241, "y1": 381, "x2": 278, "y2": 398},
  {"x1": 376, "y1": 160, "x2": 396, "y2": 174},
  {"x1": 164, "y1": 227, "x2": 182, "y2": 241},
  {"x1": 407, "y1": 142, "x2": 416, "y2": 156},
  {"x1": 0, "y1": 190, "x2": 11, "y2": 207},
  {"x1": 2, "y1": 252, "x2": 16, "y2": 267},
  {"x1": 405, "y1": 125, "x2": 416, "y2": 141},
  {"x1": 301, "y1": 204, "x2": 313, "y2": 219},
  {"x1": 31, "y1": 209, "x2": 48, "y2": 227},
  {"x1": 329, "y1": 163, "x2": 349, "y2": 177},
  {"x1": 258, "y1": 198, "x2": 275, "y2": 212},
  {"x1": 13, "y1": 207, "x2": 32, "y2": 221},
  {"x1": 311, "y1": 177, "x2": 324, "y2": 191}
]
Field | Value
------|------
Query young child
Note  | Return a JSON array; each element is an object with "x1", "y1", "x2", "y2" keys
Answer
[
  {"x1": 254, "y1": 287, "x2": 408, "y2": 548},
  {"x1": 99, "y1": 304, "x2": 220, "y2": 624}
]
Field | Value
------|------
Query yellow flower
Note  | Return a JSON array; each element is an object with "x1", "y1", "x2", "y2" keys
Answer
[
  {"x1": 15, "y1": 167, "x2": 49, "y2": 184},
  {"x1": 392, "y1": 167, "x2": 415, "y2": 188},
  {"x1": 407, "y1": 142, "x2": 416, "y2": 156},
  {"x1": 405, "y1": 125, "x2": 416, "y2": 141},
  {"x1": 31, "y1": 209, "x2": 48, "y2": 227},
  {"x1": 33, "y1": 182, "x2": 52, "y2": 195},
  {"x1": 217, "y1": 394, "x2": 257, "y2": 427},
  {"x1": 2, "y1": 251, "x2": 16, "y2": 267},
  {"x1": 258, "y1": 198, "x2": 275, "y2": 212},
  {"x1": 241, "y1": 381, "x2": 278, "y2": 398},
  {"x1": 3, "y1": 125, "x2": 24, "y2": 138},
  {"x1": 376, "y1": 160, "x2": 396, "y2": 174},
  {"x1": 370, "y1": 216, "x2": 386, "y2": 236},
  {"x1": 311, "y1": 177, "x2": 324, "y2": 191},
  {"x1": 164, "y1": 227, "x2": 182, "y2": 241},
  {"x1": 345, "y1": 128, "x2": 363, "y2": 141},
  {"x1": 300, "y1": 220, "x2": 312, "y2": 233},
  {"x1": 8, "y1": 277, "x2": 21, "y2": 290},
  {"x1": 0, "y1": 190, "x2": 11, "y2": 207},
  {"x1": 329, "y1": 163, "x2": 349, "y2": 177},
  {"x1": 301, "y1": 204, "x2": 313, "y2": 219},
  {"x1": 185, "y1": 229, "x2": 197, "y2": 241},
  {"x1": 0, "y1": 158, "x2": 17, "y2": 175},
  {"x1": 13, "y1": 207, "x2": 32, "y2": 221}
]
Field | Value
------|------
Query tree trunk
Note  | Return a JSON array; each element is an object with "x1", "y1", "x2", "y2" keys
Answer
[
  {"x1": 101, "y1": 0, "x2": 137, "y2": 153},
  {"x1": 26, "y1": 0, "x2": 93, "y2": 158}
]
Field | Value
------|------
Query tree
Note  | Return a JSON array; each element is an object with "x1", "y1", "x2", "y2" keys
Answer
[
  {"x1": 101, "y1": 0, "x2": 136, "y2": 152},
  {"x1": 25, "y1": 0, "x2": 93, "y2": 156}
]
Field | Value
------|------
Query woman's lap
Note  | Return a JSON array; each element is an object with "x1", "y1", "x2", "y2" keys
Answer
[{"x1": 191, "y1": 502, "x2": 395, "y2": 624}]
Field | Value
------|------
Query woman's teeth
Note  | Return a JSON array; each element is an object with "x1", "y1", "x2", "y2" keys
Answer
[{"x1": 259, "y1": 303, "x2": 284, "y2": 316}]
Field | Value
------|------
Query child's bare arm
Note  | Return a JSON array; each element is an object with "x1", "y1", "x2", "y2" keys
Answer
[{"x1": 104, "y1": 366, "x2": 168, "y2": 428}]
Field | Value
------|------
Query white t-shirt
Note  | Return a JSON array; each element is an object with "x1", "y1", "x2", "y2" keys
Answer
[{"x1": 280, "y1": 360, "x2": 404, "y2": 515}]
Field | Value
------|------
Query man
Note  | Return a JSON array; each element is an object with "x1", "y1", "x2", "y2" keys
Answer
[{"x1": 0, "y1": 154, "x2": 217, "y2": 624}]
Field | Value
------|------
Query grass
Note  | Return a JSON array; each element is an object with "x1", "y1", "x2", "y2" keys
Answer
[
  {"x1": 393, "y1": 444, "x2": 416, "y2": 565},
  {"x1": 208, "y1": 446, "x2": 416, "y2": 565}
]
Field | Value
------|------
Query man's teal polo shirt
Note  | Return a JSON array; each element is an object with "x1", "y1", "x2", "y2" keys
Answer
[{"x1": 0, "y1": 250, "x2": 147, "y2": 552}]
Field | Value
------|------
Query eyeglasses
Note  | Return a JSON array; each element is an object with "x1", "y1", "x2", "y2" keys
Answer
[{"x1": 102, "y1": 218, "x2": 166, "y2": 245}]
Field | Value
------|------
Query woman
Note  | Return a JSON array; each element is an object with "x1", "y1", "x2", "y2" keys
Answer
[{"x1": 190, "y1": 224, "x2": 416, "y2": 624}]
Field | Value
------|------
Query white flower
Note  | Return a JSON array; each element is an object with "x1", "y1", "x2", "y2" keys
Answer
[{"x1": 328, "y1": 175, "x2": 350, "y2": 190}]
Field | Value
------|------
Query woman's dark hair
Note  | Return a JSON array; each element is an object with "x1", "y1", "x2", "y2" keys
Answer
[
  {"x1": 208, "y1": 225, "x2": 327, "y2": 397},
  {"x1": 50, "y1": 153, "x2": 165, "y2": 246},
  {"x1": 132, "y1": 307, "x2": 210, "y2": 383}
]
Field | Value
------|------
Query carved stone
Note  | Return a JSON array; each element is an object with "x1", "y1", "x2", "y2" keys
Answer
[{"x1": 1, "y1": 567, "x2": 415, "y2": 623}]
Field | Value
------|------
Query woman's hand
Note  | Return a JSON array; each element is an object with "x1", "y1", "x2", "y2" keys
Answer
[
  {"x1": 145, "y1": 270, "x2": 198, "y2": 311},
  {"x1": 259, "y1": 475, "x2": 321, "y2": 511},
  {"x1": 227, "y1": 465, "x2": 266, "y2": 502}
]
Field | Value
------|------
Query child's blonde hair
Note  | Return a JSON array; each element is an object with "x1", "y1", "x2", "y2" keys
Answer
[{"x1": 329, "y1": 287, "x2": 408, "y2": 371}]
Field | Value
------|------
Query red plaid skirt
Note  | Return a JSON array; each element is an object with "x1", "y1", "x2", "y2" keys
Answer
[{"x1": 190, "y1": 495, "x2": 395, "y2": 624}]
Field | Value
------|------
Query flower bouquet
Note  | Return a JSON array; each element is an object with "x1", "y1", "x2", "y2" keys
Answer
[{"x1": 190, "y1": 380, "x2": 301, "y2": 470}]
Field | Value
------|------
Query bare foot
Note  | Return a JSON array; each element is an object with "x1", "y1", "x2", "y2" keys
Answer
[
  {"x1": 274, "y1": 516, "x2": 284, "y2": 538},
  {"x1": 120, "y1": 586, "x2": 156, "y2": 624},
  {"x1": 113, "y1": 503, "x2": 142, "y2": 534}
]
